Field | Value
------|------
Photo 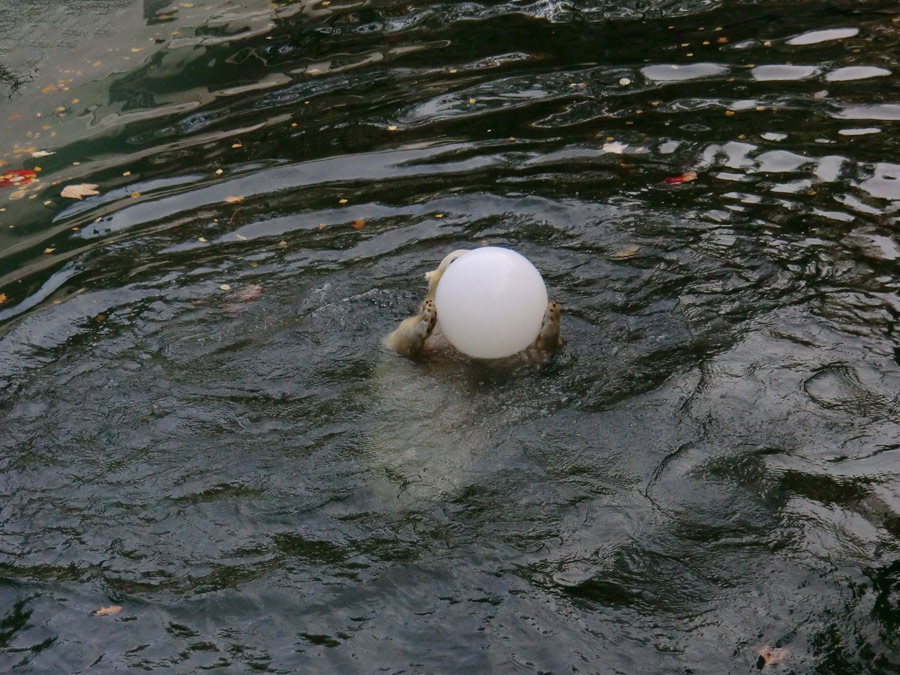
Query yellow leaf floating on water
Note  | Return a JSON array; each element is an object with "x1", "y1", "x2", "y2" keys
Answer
[
  {"x1": 219, "y1": 284, "x2": 231, "y2": 291},
  {"x1": 611, "y1": 246, "x2": 639, "y2": 259},
  {"x1": 92, "y1": 605, "x2": 122, "y2": 616},
  {"x1": 61, "y1": 183, "x2": 100, "y2": 199},
  {"x1": 0, "y1": 293, "x2": 7, "y2": 304},
  {"x1": 44, "y1": 248, "x2": 55, "y2": 254},
  {"x1": 224, "y1": 195, "x2": 244, "y2": 204}
]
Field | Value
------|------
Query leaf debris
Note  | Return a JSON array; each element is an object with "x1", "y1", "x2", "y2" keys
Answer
[
  {"x1": 664, "y1": 171, "x2": 698, "y2": 185},
  {"x1": 61, "y1": 183, "x2": 100, "y2": 199},
  {"x1": 758, "y1": 646, "x2": 789, "y2": 666}
]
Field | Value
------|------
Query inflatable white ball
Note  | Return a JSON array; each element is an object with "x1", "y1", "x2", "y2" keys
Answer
[{"x1": 434, "y1": 247, "x2": 548, "y2": 359}]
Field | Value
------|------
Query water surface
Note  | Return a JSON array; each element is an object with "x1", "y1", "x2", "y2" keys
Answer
[{"x1": 2, "y1": 0, "x2": 900, "y2": 672}]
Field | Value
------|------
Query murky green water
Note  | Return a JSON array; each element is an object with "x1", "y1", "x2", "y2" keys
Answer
[{"x1": 2, "y1": 0, "x2": 900, "y2": 672}]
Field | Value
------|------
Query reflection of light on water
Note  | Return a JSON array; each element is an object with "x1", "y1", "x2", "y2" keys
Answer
[
  {"x1": 787, "y1": 27, "x2": 859, "y2": 46},
  {"x1": 826, "y1": 66, "x2": 891, "y2": 82},
  {"x1": 640, "y1": 63, "x2": 728, "y2": 82},
  {"x1": 836, "y1": 104, "x2": 900, "y2": 121},
  {"x1": 751, "y1": 64, "x2": 820, "y2": 81}
]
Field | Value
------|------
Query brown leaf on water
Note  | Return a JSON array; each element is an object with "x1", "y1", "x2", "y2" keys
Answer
[
  {"x1": 233, "y1": 284, "x2": 263, "y2": 302},
  {"x1": 61, "y1": 183, "x2": 100, "y2": 199},
  {"x1": 224, "y1": 195, "x2": 244, "y2": 204},
  {"x1": 759, "y1": 646, "x2": 789, "y2": 666},
  {"x1": 610, "y1": 245, "x2": 639, "y2": 259},
  {"x1": 0, "y1": 293, "x2": 7, "y2": 304},
  {"x1": 92, "y1": 605, "x2": 122, "y2": 616},
  {"x1": 352, "y1": 218, "x2": 365, "y2": 230}
]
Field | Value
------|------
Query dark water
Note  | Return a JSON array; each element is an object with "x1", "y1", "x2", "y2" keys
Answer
[{"x1": 2, "y1": 0, "x2": 900, "y2": 672}]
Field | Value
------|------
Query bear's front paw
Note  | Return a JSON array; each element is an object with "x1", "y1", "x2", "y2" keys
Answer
[
  {"x1": 384, "y1": 299, "x2": 438, "y2": 356},
  {"x1": 534, "y1": 300, "x2": 562, "y2": 352}
]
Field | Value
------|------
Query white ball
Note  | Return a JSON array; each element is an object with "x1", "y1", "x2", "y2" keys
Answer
[{"x1": 434, "y1": 247, "x2": 548, "y2": 359}]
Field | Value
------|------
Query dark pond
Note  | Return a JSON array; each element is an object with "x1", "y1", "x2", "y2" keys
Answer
[{"x1": 2, "y1": 0, "x2": 900, "y2": 672}]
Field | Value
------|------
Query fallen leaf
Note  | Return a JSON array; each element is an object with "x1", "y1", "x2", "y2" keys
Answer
[
  {"x1": 610, "y1": 246, "x2": 639, "y2": 259},
  {"x1": 231, "y1": 143, "x2": 242, "y2": 149},
  {"x1": 233, "y1": 284, "x2": 263, "y2": 302},
  {"x1": 236, "y1": 233, "x2": 247, "y2": 240},
  {"x1": 31, "y1": 150, "x2": 54, "y2": 158},
  {"x1": 619, "y1": 77, "x2": 631, "y2": 86},
  {"x1": 44, "y1": 248, "x2": 56, "y2": 254},
  {"x1": 61, "y1": 183, "x2": 100, "y2": 199},
  {"x1": 0, "y1": 293, "x2": 6, "y2": 304},
  {"x1": 758, "y1": 646, "x2": 789, "y2": 666},
  {"x1": 122, "y1": 171, "x2": 131, "y2": 177},
  {"x1": 92, "y1": 605, "x2": 122, "y2": 616},
  {"x1": 224, "y1": 195, "x2": 244, "y2": 204},
  {"x1": 0, "y1": 169, "x2": 37, "y2": 187},
  {"x1": 219, "y1": 284, "x2": 231, "y2": 291},
  {"x1": 602, "y1": 141, "x2": 628, "y2": 154},
  {"x1": 339, "y1": 198, "x2": 348, "y2": 204},
  {"x1": 664, "y1": 171, "x2": 698, "y2": 185},
  {"x1": 353, "y1": 218, "x2": 366, "y2": 230},
  {"x1": 130, "y1": 192, "x2": 141, "y2": 198}
]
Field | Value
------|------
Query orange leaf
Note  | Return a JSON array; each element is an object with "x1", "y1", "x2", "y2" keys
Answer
[
  {"x1": 92, "y1": 605, "x2": 123, "y2": 616},
  {"x1": 0, "y1": 293, "x2": 7, "y2": 304},
  {"x1": 759, "y1": 646, "x2": 789, "y2": 665},
  {"x1": 224, "y1": 195, "x2": 244, "y2": 204},
  {"x1": 664, "y1": 171, "x2": 698, "y2": 185},
  {"x1": 352, "y1": 218, "x2": 365, "y2": 230}
]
